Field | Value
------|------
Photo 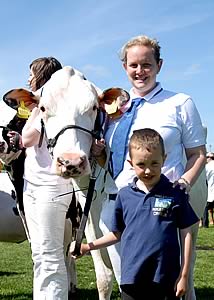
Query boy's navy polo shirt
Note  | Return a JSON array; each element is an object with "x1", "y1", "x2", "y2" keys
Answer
[{"x1": 111, "y1": 174, "x2": 199, "y2": 287}]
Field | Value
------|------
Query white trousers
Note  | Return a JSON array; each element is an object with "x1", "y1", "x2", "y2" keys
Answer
[
  {"x1": 23, "y1": 181, "x2": 71, "y2": 300},
  {"x1": 99, "y1": 196, "x2": 199, "y2": 300}
]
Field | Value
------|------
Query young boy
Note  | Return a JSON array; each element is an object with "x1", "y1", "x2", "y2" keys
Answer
[{"x1": 72, "y1": 128, "x2": 199, "y2": 300}]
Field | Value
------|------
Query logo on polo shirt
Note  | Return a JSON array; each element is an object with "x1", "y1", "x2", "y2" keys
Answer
[{"x1": 152, "y1": 196, "x2": 173, "y2": 217}]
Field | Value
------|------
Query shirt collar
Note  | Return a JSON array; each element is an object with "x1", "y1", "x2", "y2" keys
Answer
[
  {"x1": 129, "y1": 82, "x2": 162, "y2": 102},
  {"x1": 130, "y1": 174, "x2": 170, "y2": 193}
]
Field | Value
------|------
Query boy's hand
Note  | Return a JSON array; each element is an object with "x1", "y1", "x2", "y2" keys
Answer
[
  {"x1": 70, "y1": 241, "x2": 90, "y2": 259},
  {"x1": 175, "y1": 275, "x2": 188, "y2": 297}
]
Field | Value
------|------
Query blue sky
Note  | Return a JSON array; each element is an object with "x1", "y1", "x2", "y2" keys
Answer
[{"x1": 0, "y1": 0, "x2": 214, "y2": 150}]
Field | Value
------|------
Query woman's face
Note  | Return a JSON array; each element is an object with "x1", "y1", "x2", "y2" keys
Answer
[
  {"x1": 123, "y1": 45, "x2": 162, "y2": 97},
  {"x1": 28, "y1": 67, "x2": 36, "y2": 92}
]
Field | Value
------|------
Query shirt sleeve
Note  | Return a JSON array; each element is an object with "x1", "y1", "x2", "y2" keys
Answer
[
  {"x1": 180, "y1": 97, "x2": 206, "y2": 148},
  {"x1": 175, "y1": 191, "x2": 199, "y2": 229}
]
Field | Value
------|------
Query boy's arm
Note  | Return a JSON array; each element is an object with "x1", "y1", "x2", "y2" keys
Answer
[
  {"x1": 71, "y1": 231, "x2": 121, "y2": 257},
  {"x1": 175, "y1": 226, "x2": 192, "y2": 297}
]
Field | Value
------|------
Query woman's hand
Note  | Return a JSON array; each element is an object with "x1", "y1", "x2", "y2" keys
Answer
[
  {"x1": 173, "y1": 177, "x2": 191, "y2": 194},
  {"x1": 91, "y1": 138, "x2": 106, "y2": 157},
  {"x1": 90, "y1": 138, "x2": 106, "y2": 167},
  {"x1": 7, "y1": 131, "x2": 23, "y2": 151}
]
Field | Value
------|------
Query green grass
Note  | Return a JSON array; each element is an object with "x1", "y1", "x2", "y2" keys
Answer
[{"x1": 0, "y1": 228, "x2": 214, "y2": 300}]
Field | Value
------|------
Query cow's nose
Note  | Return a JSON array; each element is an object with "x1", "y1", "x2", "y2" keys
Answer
[{"x1": 56, "y1": 153, "x2": 89, "y2": 178}]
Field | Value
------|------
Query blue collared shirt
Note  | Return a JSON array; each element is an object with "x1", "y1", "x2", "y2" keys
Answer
[{"x1": 111, "y1": 174, "x2": 199, "y2": 287}]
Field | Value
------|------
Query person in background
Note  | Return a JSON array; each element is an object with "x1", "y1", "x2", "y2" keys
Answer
[
  {"x1": 201, "y1": 152, "x2": 214, "y2": 227},
  {"x1": 93, "y1": 35, "x2": 206, "y2": 300},
  {"x1": 11, "y1": 57, "x2": 72, "y2": 300},
  {"x1": 74, "y1": 128, "x2": 199, "y2": 300}
]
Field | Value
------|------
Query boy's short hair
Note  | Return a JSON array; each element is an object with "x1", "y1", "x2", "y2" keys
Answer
[{"x1": 129, "y1": 128, "x2": 165, "y2": 158}]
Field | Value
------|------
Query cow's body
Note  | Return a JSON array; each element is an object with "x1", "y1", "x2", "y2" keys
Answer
[
  {"x1": 0, "y1": 172, "x2": 26, "y2": 242},
  {"x1": 0, "y1": 101, "x2": 27, "y2": 242},
  {"x1": 38, "y1": 66, "x2": 114, "y2": 299}
]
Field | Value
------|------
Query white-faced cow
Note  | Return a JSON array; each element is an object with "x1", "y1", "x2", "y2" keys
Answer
[{"x1": 0, "y1": 67, "x2": 125, "y2": 300}]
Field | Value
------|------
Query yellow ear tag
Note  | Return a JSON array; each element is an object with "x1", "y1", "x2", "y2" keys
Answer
[
  {"x1": 104, "y1": 101, "x2": 119, "y2": 115},
  {"x1": 17, "y1": 100, "x2": 31, "y2": 119}
]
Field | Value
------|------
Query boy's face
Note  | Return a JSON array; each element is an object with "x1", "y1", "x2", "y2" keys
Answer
[{"x1": 128, "y1": 145, "x2": 166, "y2": 190}]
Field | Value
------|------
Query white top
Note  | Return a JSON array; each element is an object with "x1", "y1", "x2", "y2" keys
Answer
[
  {"x1": 24, "y1": 115, "x2": 70, "y2": 186},
  {"x1": 104, "y1": 82, "x2": 206, "y2": 194},
  {"x1": 206, "y1": 160, "x2": 214, "y2": 203}
]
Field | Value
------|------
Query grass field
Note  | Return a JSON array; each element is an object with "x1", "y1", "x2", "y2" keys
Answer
[{"x1": 0, "y1": 227, "x2": 214, "y2": 300}]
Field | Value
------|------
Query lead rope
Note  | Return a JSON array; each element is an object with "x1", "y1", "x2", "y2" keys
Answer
[{"x1": 72, "y1": 157, "x2": 97, "y2": 256}]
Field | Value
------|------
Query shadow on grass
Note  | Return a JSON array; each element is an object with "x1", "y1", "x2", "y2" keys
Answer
[
  {"x1": 196, "y1": 287, "x2": 214, "y2": 300},
  {"x1": 0, "y1": 271, "x2": 21, "y2": 276},
  {"x1": 75, "y1": 288, "x2": 120, "y2": 300},
  {"x1": 0, "y1": 293, "x2": 32, "y2": 300},
  {"x1": 75, "y1": 287, "x2": 213, "y2": 300},
  {"x1": 0, "y1": 290, "x2": 120, "y2": 300},
  {"x1": 196, "y1": 246, "x2": 214, "y2": 250}
]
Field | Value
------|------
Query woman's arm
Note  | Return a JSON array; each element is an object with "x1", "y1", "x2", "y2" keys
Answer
[
  {"x1": 22, "y1": 107, "x2": 41, "y2": 148},
  {"x1": 179, "y1": 145, "x2": 206, "y2": 188}
]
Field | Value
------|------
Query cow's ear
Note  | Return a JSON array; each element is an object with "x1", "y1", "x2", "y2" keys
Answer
[
  {"x1": 3, "y1": 88, "x2": 39, "y2": 110},
  {"x1": 98, "y1": 87, "x2": 130, "y2": 118}
]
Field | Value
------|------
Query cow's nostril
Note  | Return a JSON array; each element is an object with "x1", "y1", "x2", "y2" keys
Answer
[
  {"x1": 66, "y1": 165, "x2": 75, "y2": 170},
  {"x1": 57, "y1": 157, "x2": 65, "y2": 165},
  {"x1": 79, "y1": 157, "x2": 86, "y2": 168}
]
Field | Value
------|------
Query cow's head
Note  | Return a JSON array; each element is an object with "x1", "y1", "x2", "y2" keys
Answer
[{"x1": 3, "y1": 66, "x2": 129, "y2": 179}]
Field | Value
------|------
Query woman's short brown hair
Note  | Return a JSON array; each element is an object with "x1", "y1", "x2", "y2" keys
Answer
[{"x1": 30, "y1": 57, "x2": 62, "y2": 91}]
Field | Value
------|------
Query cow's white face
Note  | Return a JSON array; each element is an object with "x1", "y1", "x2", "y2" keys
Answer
[
  {"x1": 2, "y1": 70, "x2": 130, "y2": 179},
  {"x1": 39, "y1": 66, "x2": 99, "y2": 178}
]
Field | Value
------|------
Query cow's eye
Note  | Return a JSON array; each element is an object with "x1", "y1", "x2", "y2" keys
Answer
[{"x1": 92, "y1": 105, "x2": 97, "y2": 111}]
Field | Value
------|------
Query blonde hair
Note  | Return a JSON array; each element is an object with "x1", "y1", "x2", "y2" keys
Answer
[{"x1": 119, "y1": 35, "x2": 161, "y2": 64}]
